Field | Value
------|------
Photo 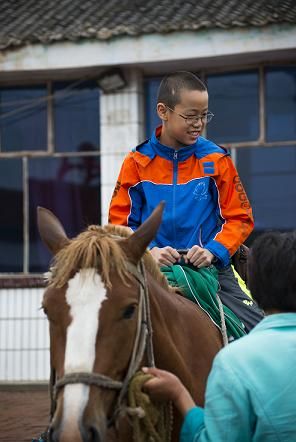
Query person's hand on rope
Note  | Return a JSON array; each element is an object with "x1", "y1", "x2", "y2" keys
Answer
[
  {"x1": 150, "y1": 246, "x2": 180, "y2": 266},
  {"x1": 142, "y1": 367, "x2": 196, "y2": 417},
  {"x1": 185, "y1": 246, "x2": 214, "y2": 268}
]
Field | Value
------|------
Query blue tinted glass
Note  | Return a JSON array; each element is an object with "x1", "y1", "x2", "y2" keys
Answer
[
  {"x1": 0, "y1": 159, "x2": 23, "y2": 271},
  {"x1": 266, "y1": 67, "x2": 296, "y2": 142},
  {"x1": 29, "y1": 156, "x2": 101, "y2": 272},
  {"x1": 207, "y1": 71, "x2": 259, "y2": 144},
  {"x1": 0, "y1": 86, "x2": 47, "y2": 151},
  {"x1": 237, "y1": 146, "x2": 296, "y2": 232},
  {"x1": 144, "y1": 78, "x2": 162, "y2": 137},
  {"x1": 54, "y1": 81, "x2": 100, "y2": 152}
]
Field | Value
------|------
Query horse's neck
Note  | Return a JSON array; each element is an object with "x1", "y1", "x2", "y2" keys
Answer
[
  {"x1": 147, "y1": 273, "x2": 222, "y2": 403},
  {"x1": 147, "y1": 278, "x2": 194, "y2": 364},
  {"x1": 148, "y1": 274, "x2": 205, "y2": 335}
]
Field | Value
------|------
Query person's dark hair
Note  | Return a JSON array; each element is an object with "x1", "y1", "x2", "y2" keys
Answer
[
  {"x1": 248, "y1": 231, "x2": 296, "y2": 312},
  {"x1": 157, "y1": 71, "x2": 207, "y2": 109}
]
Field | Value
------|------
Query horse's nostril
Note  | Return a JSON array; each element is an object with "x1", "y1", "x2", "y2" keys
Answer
[{"x1": 87, "y1": 426, "x2": 101, "y2": 442}]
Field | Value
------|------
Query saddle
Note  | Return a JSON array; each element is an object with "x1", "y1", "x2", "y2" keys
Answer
[{"x1": 232, "y1": 244, "x2": 249, "y2": 285}]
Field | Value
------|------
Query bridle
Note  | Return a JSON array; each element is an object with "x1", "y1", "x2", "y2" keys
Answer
[{"x1": 49, "y1": 259, "x2": 155, "y2": 428}]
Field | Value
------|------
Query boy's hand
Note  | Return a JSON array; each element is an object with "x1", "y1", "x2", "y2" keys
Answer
[
  {"x1": 150, "y1": 246, "x2": 180, "y2": 266},
  {"x1": 142, "y1": 367, "x2": 196, "y2": 416},
  {"x1": 186, "y1": 246, "x2": 214, "y2": 268}
]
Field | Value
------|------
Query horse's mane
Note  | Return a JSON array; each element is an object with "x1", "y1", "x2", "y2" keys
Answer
[{"x1": 48, "y1": 224, "x2": 175, "y2": 294}]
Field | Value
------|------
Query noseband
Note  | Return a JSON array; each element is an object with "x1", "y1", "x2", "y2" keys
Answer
[{"x1": 49, "y1": 259, "x2": 155, "y2": 426}]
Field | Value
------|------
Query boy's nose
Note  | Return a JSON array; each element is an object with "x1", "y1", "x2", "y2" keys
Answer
[{"x1": 191, "y1": 119, "x2": 202, "y2": 128}]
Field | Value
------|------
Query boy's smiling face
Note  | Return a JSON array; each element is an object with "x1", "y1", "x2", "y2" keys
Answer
[{"x1": 157, "y1": 88, "x2": 209, "y2": 149}]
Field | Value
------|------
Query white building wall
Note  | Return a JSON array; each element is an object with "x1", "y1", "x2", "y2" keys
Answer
[
  {"x1": 0, "y1": 287, "x2": 49, "y2": 382},
  {"x1": 0, "y1": 24, "x2": 295, "y2": 72}
]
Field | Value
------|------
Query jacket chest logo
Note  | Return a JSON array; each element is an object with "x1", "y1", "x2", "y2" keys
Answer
[{"x1": 193, "y1": 181, "x2": 208, "y2": 201}]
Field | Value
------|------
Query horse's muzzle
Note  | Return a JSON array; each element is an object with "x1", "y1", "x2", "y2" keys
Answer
[
  {"x1": 48, "y1": 423, "x2": 104, "y2": 442},
  {"x1": 81, "y1": 425, "x2": 102, "y2": 442}
]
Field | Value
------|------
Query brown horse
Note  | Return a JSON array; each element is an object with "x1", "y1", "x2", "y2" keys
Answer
[{"x1": 38, "y1": 203, "x2": 222, "y2": 442}]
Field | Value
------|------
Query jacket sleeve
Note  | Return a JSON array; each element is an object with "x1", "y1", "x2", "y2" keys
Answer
[
  {"x1": 205, "y1": 155, "x2": 254, "y2": 266},
  {"x1": 108, "y1": 153, "x2": 143, "y2": 230}
]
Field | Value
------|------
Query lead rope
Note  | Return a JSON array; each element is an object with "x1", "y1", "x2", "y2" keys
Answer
[
  {"x1": 125, "y1": 262, "x2": 173, "y2": 442},
  {"x1": 127, "y1": 371, "x2": 173, "y2": 442},
  {"x1": 216, "y1": 293, "x2": 228, "y2": 346}
]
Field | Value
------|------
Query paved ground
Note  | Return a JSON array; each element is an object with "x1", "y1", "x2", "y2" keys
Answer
[{"x1": 0, "y1": 385, "x2": 50, "y2": 442}]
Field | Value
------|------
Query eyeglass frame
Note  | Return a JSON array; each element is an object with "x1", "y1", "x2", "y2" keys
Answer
[{"x1": 166, "y1": 105, "x2": 214, "y2": 125}]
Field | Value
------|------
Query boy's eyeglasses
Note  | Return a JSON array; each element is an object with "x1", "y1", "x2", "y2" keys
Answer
[{"x1": 166, "y1": 106, "x2": 214, "y2": 125}]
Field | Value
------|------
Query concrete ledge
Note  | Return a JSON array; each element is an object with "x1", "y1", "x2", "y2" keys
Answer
[{"x1": 0, "y1": 276, "x2": 46, "y2": 289}]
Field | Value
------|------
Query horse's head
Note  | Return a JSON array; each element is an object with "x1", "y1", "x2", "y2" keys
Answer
[{"x1": 38, "y1": 204, "x2": 164, "y2": 442}]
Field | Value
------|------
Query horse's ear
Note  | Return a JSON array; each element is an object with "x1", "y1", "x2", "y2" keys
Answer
[
  {"x1": 37, "y1": 207, "x2": 69, "y2": 255},
  {"x1": 125, "y1": 202, "x2": 165, "y2": 262}
]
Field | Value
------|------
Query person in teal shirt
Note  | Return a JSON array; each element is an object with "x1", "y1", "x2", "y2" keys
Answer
[{"x1": 143, "y1": 231, "x2": 296, "y2": 441}]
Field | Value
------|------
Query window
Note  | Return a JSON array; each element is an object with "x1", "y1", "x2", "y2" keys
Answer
[
  {"x1": 265, "y1": 67, "x2": 296, "y2": 142},
  {"x1": 144, "y1": 66, "x2": 296, "y2": 239},
  {"x1": 28, "y1": 156, "x2": 100, "y2": 272},
  {"x1": 144, "y1": 77, "x2": 162, "y2": 137},
  {"x1": 0, "y1": 159, "x2": 23, "y2": 272},
  {"x1": 239, "y1": 66, "x2": 296, "y2": 237},
  {"x1": 0, "y1": 85, "x2": 47, "y2": 152},
  {"x1": 237, "y1": 146, "x2": 296, "y2": 233},
  {"x1": 53, "y1": 81, "x2": 100, "y2": 152},
  {"x1": 206, "y1": 70, "x2": 260, "y2": 143},
  {"x1": 0, "y1": 80, "x2": 101, "y2": 273}
]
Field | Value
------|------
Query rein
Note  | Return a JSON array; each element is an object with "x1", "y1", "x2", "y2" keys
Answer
[{"x1": 49, "y1": 259, "x2": 155, "y2": 427}]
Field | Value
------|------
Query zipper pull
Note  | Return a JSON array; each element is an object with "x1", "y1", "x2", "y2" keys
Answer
[{"x1": 173, "y1": 151, "x2": 178, "y2": 160}]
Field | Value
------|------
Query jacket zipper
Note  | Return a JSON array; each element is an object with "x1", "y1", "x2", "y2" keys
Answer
[
  {"x1": 173, "y1": 151, "x2": 178, "y2": 246},
  {"x1": 199, "y1": 225, "x2": 203, "y2": 247}
]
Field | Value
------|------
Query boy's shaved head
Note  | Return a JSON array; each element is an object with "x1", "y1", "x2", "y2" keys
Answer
[{"x1": 157, "y1": 71, "x2": 207, "y2": 109}]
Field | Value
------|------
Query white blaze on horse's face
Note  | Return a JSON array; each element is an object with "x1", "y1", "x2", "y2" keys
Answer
[{"x1": 62, "y1": 268, "x2": 107, "y2": 427}]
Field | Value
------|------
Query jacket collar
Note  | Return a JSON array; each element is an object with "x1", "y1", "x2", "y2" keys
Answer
[
  {"x1": 150, "y1": 126, "x2": 198, "y2": 161},
  {"x1": 133, "y1": 126, "x2": 227, "y2": 166}
]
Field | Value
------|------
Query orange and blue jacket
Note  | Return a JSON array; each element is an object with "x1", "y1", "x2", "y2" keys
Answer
[{"x1": 109, "y1": 127, "x2": 254, "y2": 267}]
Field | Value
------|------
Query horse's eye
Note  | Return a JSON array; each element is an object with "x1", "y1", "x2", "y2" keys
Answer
[
  {"x1": 122, "y1": 304, "x2": 136, "y2": 319},
  {"x1": 40, "y1": 304, "x2": 48, "y2": 316}
]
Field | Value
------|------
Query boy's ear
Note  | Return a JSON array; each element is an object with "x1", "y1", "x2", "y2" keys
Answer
[{"x1": 157, "y1": 102, "x2": 168, "y2": 121}]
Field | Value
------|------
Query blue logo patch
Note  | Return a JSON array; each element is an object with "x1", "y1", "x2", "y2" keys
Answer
[{"x1": 202, "y1": 161, "x2": 215, "y2": 175}]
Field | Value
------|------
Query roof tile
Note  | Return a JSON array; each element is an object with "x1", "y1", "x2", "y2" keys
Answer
[{"x1": 0, "y1": 0, "x2": 295, "y2": 50}]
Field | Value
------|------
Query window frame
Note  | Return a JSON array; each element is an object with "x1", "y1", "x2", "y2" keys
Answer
[
  {"x1": 0, "y1": 78, "x2": 101, "y2": 278},
  {"x1": 144, "y1": 63, "x2": 296, "y2": 236},
  {"x1": 144, "y1": 63, "x2": 296, "y2": 150}
]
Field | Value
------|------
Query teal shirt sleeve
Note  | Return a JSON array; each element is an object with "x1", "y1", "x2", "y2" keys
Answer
[
  {"x1": 180, "y1": 351, "x2": 255, "y2": 442},
  {"x1": 180, "y1": 407, "x2": 204, "y2": 441}
]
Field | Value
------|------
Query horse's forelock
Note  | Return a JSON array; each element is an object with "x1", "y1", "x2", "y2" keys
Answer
[
  {"x1": 48, "y1": 223, "x2": 174, "y2": 294},
  {"x1": 48, "y1": 225, "x2": 131, "y2": 289}
]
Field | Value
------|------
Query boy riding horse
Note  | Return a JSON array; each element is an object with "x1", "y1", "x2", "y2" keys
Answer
[{"x1": 109, "y1": 71, "x2": 263, "y2": 332}]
